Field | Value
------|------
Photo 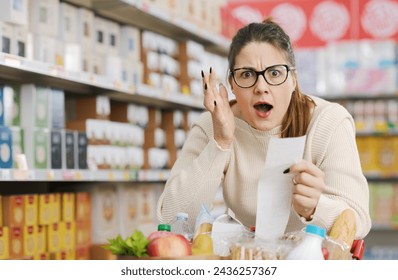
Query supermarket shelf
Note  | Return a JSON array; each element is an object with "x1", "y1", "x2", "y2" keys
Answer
[
  {"x1": 357, "y1": 131, "x2": 398, "y2": 137},
  {"x1": 321, "y1": 92, "x2": 398, "y2": 101},
  {"x1": 0, "y1": 169, "x2": 170, "y2": 182},
  {"x1": 365, "y1": 175, "x2": 398, "y2": 182},
  {"x1": 65, "y1": 0, "x2": 230, "y2": 56},
  {"x1": 0, "y1": 52, "x2": 204, "y2": 110}
]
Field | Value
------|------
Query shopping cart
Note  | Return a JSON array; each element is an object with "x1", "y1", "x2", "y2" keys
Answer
[{"x1": 351, "y1": 239, "x2": 365, "y2": 260}]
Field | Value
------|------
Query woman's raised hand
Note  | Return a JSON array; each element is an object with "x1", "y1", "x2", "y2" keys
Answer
[{"x1": 202, "y1": 68, "x2": 235, "y2": 150}]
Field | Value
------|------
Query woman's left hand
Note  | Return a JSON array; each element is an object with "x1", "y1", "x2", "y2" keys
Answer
[{"x1": 288, "y1": 160, "x2": 326, "y2": 220}]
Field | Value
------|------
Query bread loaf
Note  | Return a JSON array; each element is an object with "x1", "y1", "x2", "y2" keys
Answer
[{"x1": 327, "y1": 208, "x2": 357, "y2": 259}]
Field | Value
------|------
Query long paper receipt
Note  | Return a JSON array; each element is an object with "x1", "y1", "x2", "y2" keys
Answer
[{"x1": 255, "y1": 136, "x2": 306, "y2": 240}]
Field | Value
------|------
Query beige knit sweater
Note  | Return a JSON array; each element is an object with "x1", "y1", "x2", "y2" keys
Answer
[{"x1": 157, "y1": 96, "x2": 372, "y2": 239}]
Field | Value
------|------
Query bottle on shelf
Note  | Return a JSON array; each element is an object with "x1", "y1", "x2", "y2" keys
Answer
[
  {"x1": 170, "y1": 212, "x2": 194, "y2": 242},
  {"x1": 286, "y1": 224, "x2": 326, "y2": 260}
]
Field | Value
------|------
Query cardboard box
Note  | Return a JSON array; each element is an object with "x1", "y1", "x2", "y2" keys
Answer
[
  {"x1": 76, "y1": 132, "x2": 88, "y2": 169},
  {"x1": 74, "y1": 95, "x2": 111, "y2": 121},
  {"x1": 120, "y1": 25, "x2": 141, "y2": 61},
  {"x1": 50, "y1": 129, "x2": 64, "y2": 169},
  {"x1": 47, "y1": 223, "x2": 61, "y2": 253},
  {"x1": 60, "y1": 221, "x2": 75, "y2": 251},
  {"x1": 23, "y1": 127, "x2": 50, "y2": 170},
  {"x1": 36, "y1": 225, "x2": 46, "y2": 254},
  {"x1": 11, "y1": 126, "x2": 24, "y2": 169},
  {"x1": 116, "y1": 185, "x2": 138, "y2": 239},
  {"x1": 0, "y1": 195, "x2": 2, "y2": 227},
  {"x1": 75, "y1": 246, "x2": 90, "y2": 260},
  {"x1": 12, "y1": 25, "x2": 28, "y2": 57},
  {"x1": 29, "y1": 0, "x2": 59, "y2": 37},
  {"x1": 0, "y1": 125, "x2": 13, "y2": 169},
  {"x1": 2, "y1": 196, "x2": 24, "y2": 227},
  {"x1": 75, "y1": 220, "x2": 91, "y2": 248},
  {"x1": 9, "y1": 227, "x2": 23, "y2": 259},
  {"x1": 20, "y1": 84, "x2": 50, "y2": 128},
  {"x1": 24, "y1": 194, "x2": 38, "y2": 226},
  {"x1": 0, "y1": 0, "x2": 28, "y2": 25},
  {"x1": 51, "y1": 88, "x2": 65, "y2": 129},
  {"x1": 58, "y1": 2, "x2": 78, "y2": 43},
  {"x1": 0, "y1": 22, "x2": 13, "y2": 54},
  {"x1": 62, "y1": 193, "x2": 75, "y2": 223},
  {"x1": 0, "y1": 226, "x2": 9, "y2": 260},
  {"x1": 38, "y1": 194, "x2": 52, "y2": 225},
  {"x1": 33, "y1": 252, "x2": 50, "y2": 260},
  {"x1": 63, "y1": 130, "x2": 76, "y2": 169},
  {"x1": 106, "y1": 20, "x2": 120, "y2": 55},
  {"x1": 93, "y1": 16, "x2": 108, "y2": 55},
  {"x1": 75, "y1": 192, "x2": 91, "y2": 223},
  {"x1": 51, "y1": 193, "x2": 61, "y2": 223},
  {"x1": 77, "y1": 7, "x2": 94, "y2": 50},
  {"x1": 23, "y1": 225, "x2": 36, "y2": 257}
]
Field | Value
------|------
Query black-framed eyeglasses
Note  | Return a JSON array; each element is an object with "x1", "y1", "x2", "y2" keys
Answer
[{"x1": 230, "y1": 64, "x2": 295, "y2": 88}]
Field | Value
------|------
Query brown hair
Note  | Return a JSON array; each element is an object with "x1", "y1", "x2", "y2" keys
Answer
[{"x1": 228, "y1": 17, "x2": 314, "y2": 138}]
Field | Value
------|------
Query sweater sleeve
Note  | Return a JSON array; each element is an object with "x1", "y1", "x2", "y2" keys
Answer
[
  {"x1": 156, "y1": 112, "x2": 231, "y2": 227},
  {"x1": 309, "y1": 106, "x2": 372, "y2": 239}
]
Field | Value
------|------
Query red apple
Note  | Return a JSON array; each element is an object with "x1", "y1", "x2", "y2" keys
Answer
[
  {"x1": 147, "y1": 234, "x2": 192, "y2": 257},
  {"x1": 147, "y1": 230, "x2": 174, "y2": 241}
]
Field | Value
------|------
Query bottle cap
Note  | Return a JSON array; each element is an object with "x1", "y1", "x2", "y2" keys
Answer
[
  {"x1": 305, "y1": 224, "x2": 326, "y2": 238},
  {"x1": 158, "y1": 224, "x2": 171, "y2": 231},
  {"x1": 176, "y1": 212, "x2": 189, "y2": 219}
]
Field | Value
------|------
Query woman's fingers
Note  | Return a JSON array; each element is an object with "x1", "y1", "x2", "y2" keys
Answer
[{"x1": 289, "y1": 159, "x2": 325, "y2": 179}]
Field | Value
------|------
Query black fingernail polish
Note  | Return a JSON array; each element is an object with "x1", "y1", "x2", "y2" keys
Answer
[
  {"x1": 209, "y1": 67, "x2": 212, "y2": 74},
  {"x1": 204, "y1": 83, "x2": 207, "y2": 90},
  {"x1": 201, "y1": 70, "x2": 204, "y2": 78},
  {"x1": 214, "y1": 100, "x2": 217, "y2": 106},
  {"x1": 283, "y1": 168, "x2": 290, "y2": 174}
]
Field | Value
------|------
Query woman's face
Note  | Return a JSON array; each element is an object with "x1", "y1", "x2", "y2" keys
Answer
[{"x1": 231, "y1": 42, "x2": 296, "y2": 131}]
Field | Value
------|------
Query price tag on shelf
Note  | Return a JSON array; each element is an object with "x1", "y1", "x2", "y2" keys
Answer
[
  {"x1": 75, "y1": 171, "x2": 82, "y2": 181},
  {"x1": 123, "y1": 171, "x2": 129, "y2": 181},
  {"x1": 47, "y1": 170, "x2": 55, "y2": 180},
  {"x1": 4, "y1": 54, "x2": 22, "y2": 68},
  {"x1": 62, "y1": 170, "x2": 74, "y2": 180},
  {"x1": 108, "y1": 171, "x2": 114, "y2": 181},
  {"x1": 1, "y1": 169, "x2": 11, "y2": 180},
  {"x1": 130, "y1": 170, "x2": 138, "y2": 181}
]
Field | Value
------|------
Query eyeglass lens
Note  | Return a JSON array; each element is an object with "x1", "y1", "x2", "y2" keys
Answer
[{"x1": 233, "y1": 65, "x2": 290, "y2": 88}]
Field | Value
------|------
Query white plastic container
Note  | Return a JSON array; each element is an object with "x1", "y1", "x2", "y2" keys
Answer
[
  {"x1": 286, "y1": 224, "x2": 326, "y2": 260},
  {"x1": 170, "y1": 212, "x2": 194, "y2": 242}
]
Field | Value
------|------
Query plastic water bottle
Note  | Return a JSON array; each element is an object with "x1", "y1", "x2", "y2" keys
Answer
[
  {"x1": 170, "y1": 212, "x2": 194, "y2": 242},
  {"x1": 286, "y1": 224, "x2": 326, "y2": 260}
]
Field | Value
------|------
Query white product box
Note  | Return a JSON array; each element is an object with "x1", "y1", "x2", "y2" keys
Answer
[
  {"x1": 58, "y1": 2, "x2": 78, "y2": 43},
  {"x1": 24, "y1": 127, "x2": 50, "y2": 169},
  {"x1": 1, "y1": 84, "x2": 21, "y2": 126},
  {"x1": 20, "y1": 84, "x2": 50, "y2": 128},
  {"x1": 106, "y1": 20, "x2": 120, "y2": 55},
  {"x1": 50, "y1": 88, "x2": 65, "y2": 129},
  {"x1": 77, "y1": 7, "x2": 94, "y2": 50},
  {"x1": 91, "y1": 54, "x2": 105, "y2": 75},
  {"x1": 0, "y1": 21, "x2": 13, "y2": 54},
  {"x1": 116, "y1": 185, "x2": 139, "y2": 239},
  {"x1": 0, "y1": 125, "x2": 13, "y2": 168},
  {"x1": 33, "y1": 34, "x2": 56, "y2": 64},
  {"x1": 11, "y1": 126, "x2": 23, "y2": 168},
  {"x1": 0, "y1": 0, "x2": 28, "y2": 25},
  {"x1": 29, "y1": 0, "x2": 59, "y2": 37},
  {"x1": 12, "y1": 25, "x2": 28, "y2": 57},
  {"x1": 93, "y1": 16, "x2": 108, "y2": 55},
  {"x1": 105, "y1": 55, "x2": 122, "y2": 84},
  {"x1": 50, "y1": 129, "x2": 63, "y2": 169},
  {"x1": 120, "y1": 25, "x2": 141, "y2": 61},
  {"x1": 90, "y1": 184, "x2": 120, "y2": 244},
  {"x1": 64, "y1": 43, "x2": 82, "y2": 72}
]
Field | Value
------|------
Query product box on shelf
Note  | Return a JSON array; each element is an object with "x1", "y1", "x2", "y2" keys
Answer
[
  {"x1": 50, "y1": 129, "x2": 63, "y2": 169},
  {"x1": 120, "y1": 25, "x2": 141, "y2": 61},
  {"x1": 51, "y1": 88, "x2": 65, "y2": 129},
  {"x1": 60, "y1": 221, "x2": 76, "y2": 251},
  {"x1": 11, "y1": 126, "x2": 24, "y2": 168},
  {"x1": 106, "y1": 20, "x2": 121, "y2": 56},
  {"x1": 74, "y1": 95, "x2": 111, "y2": 121},
  {"x1": 12, "y1": 25, "x2": 28, "y2": 57},
  {"x1": 24, "y1": 194, "x2": 38, "y2": 226},
  {"x1": 93, "y1": 16, "x2": 108, "y2": 55},
  {"x1": 23, "y1": 127, "x2": 49, "y2": 170},
  {"x1": 20, "y1": 84, "x2": 50, "y2": 128},
  {"x1": 38, "y1": 194, "x2": 51, "y2": 225},
  {"x1": 63, "y1": 130, "x2": 76, "y2": 170},
  {"x1": 1, "y1": 84, "x2": 21, "y2": 127},
  {"x1": 9, "y1": 226, "x2": 23, "y2": 259},
  {"x1": 77, "y1": 7, "x2": 94, "y2": 50},
  {"x1": 58, "y1": 2, "x2": 78, "y2": 43},
  {"x1": 0, "y1": 195, "x2": 2, "y2": 227},
  {"x1": 51, "y1": 193, "x2": 61, "y2": 224},
  {"x1": 29, "y1": 0, "x2": 59, "y2": 37},
  {"x1": 116, "y1": 185, "x2": 139, "y2": 239},
  {"x1": 34, "y1": 252, "x2": 50, "y2": 260},
  {"x1": 0, "y1": 226, "x2": 9, "y2": 260},
  {"x1": 75, "y1": 246, "x2": 90, "y2": 260},
  {"x1": 75, "y1": 220, "x2": 91, "y2": 248},
  {"x1": 376, "y1": 137, "x2": 398, "y2": 176},
  {"x1": 76, "y1": 131, "x2": 88, "y2": 170},
  {"x1": 46, "y1": 222, "x2": 61, "y2": 253},
  {"x1": 36, "y1": 225, "x2": 46, "y2": 254},
  {"x1": 0, "y1": 0, "x2": 28, "y2": 26},
  {"x1": 75, "y1": 192, "x2": 91, "y2": 223},
  {"x1": 0, "y1": 125, "x2": 13, "y2": 168},
  {"x1": 392, "y1": 186, "x2": 398, "y2": 227},
  {"x1": 0, "y1": 21, "x2": 12, "y2": 54},
  {"x1": 61, "y1": 192, "x2": 75, "y2": 223},
  {"x1": 23, "y1": 225, "x2": 36, "y2": 257},
  {"x1": 2, "y1": 195, "x2": 24, "y2": 227}
]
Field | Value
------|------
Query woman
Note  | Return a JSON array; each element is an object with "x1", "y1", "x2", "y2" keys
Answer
[{"x1": 157, "y1": 18, "x2": 371, "y2": 239}]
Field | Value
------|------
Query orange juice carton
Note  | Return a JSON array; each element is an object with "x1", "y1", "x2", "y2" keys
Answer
[
  {"x1": 9, "y1": 226, "x2": 23, "y2": 259},
  {"x1": 36, "y1": 225, "x2": 46, "y2": 254},
  {"x1": 38, "y1": 194, "x2": 51, "y2": 225},
  {"x1": 62, "y1": 192, "x2": 75, "y2": 222},
  {"x1": 2, "y1": 195, "x2": 24, "y2": 227},
  {"x1": 60, "y1": 221, "x2": 75, "y2": 251},
  {"x1": 51, "y1": 193, "x2": 61, "y2": 223},
  {"x1": 0, "y1": 226, "x2": 9, "y2": 259},
  {"x1": 23, "y1": 225, "x2": 36, "y2": 257},
  {"x1": 23, "y1": 194, "x2": 38, "y2": 226},
  {"x1": 47, "y1": 223, "x2": 61, "y2": 253},
  {"x1": 75, "y1": 192, "x2": 91, "y2": 223}
]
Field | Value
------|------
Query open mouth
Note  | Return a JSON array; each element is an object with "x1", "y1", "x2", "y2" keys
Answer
[{"x1": 254, "y1": 102, "x2": 273, "y2": 113}]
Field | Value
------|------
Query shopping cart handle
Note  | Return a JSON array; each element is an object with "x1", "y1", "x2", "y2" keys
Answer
[{"x1": 351, "y1": 239, "x2": 365, "y2": 260}]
